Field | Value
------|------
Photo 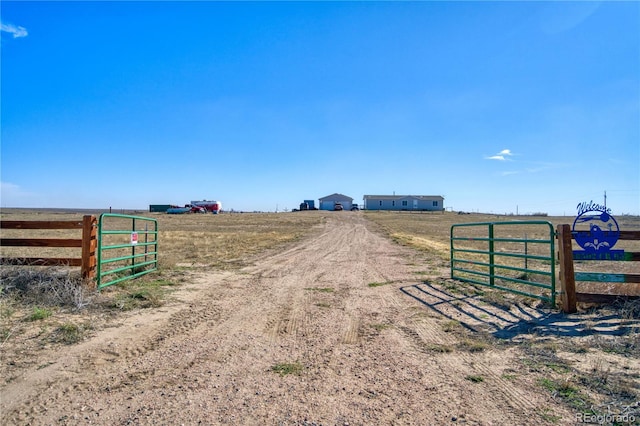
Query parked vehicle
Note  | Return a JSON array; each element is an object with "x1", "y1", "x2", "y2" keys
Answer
[
  {"x1": 191, "y1": 200, "x2": 222, "y2": 214},
  {"x1": 296, "y1": 200, "x2": 318, "y2": 211},
  {"x1": 334, "y1": 203, "x2": 344, "y2": 211},
  {"x1": 351, "y1": 204, "x2": 359, "y2": 211},
  {"x1": 166, "y1": 204, "x2": 209, "y2": 214},
  {"x1": 166, "y1": 206, "x2": 191, "y2": 214}
]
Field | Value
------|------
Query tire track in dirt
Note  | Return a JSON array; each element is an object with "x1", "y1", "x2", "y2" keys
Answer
[
  {"x1": 352, "y1": 230, "x2": 562, "y2": 423},
  {"x1": 394, "y1": 283, "x2": 551, "y2": 417},
  {"x1": 0, "y1": 270, "x2": 236, "y2": 424},
  {"x1": 1, "y1": 213, "x2": 576, "y2": 425}
]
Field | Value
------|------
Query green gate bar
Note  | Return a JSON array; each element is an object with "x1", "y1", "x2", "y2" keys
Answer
[
  {"x1": 97, "y1": 213, "x2": 158, "y2": 289},
  {"x1": 450, "y1": 221, "x2": 556, "y2": 306}
]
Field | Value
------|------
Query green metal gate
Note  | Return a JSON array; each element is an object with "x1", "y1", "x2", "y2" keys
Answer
[
  {"x1": 451, "y1": 221, "x2": 556, "y2": 305},
  {"x1": 97, "y1": 214, "x2": 158, "y2": 289}
]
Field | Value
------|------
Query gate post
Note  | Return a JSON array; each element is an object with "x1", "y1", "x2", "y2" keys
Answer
[
  {"x1": 81, "y1": 215, "x2": 97, "y2": 282},
  {"x1": 557, "y1": 224, "x2": 577, "y2": 313},
  {"x1": 488, "y1": 223, "x2": 495, "y2": 286}
]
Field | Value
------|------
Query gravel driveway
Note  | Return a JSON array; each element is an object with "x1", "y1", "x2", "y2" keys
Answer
[{"x1": 1, "y1": 213, "x2": 580, "y2": 425}]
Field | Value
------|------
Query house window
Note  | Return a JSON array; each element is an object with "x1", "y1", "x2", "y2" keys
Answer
[
  {"x1": 402, "y1": 200, "x2": 408, "y2": 207},
  {"x1": 433, "y1": 201, "x2": 438, "y2": 207},
  {"x1": 392, "y1": 201, "x2": 395, "y2": 207},
  {"x1": 379, "y1": 200, "x2": 383, "y2": 206}
]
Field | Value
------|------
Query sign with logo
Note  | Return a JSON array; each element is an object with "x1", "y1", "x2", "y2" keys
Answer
[
  {"x1": 131, "y1": 232, "x2": 138, "y2": 245},
  {"x1": 572, "y1": 201, "x2": 624, "y2": 260}
]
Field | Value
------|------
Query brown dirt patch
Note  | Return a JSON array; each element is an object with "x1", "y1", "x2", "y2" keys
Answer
[{"x1": 1, "y1": 213, "x2": 638, "y2": 425}]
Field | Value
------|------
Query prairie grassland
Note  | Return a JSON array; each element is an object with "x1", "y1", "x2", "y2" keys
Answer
[
  {"x1": 365, "y1": 211, "x2": 640, "y2": 299},
  {"x1": 0, "y1": 209, "x2": 329, "y2": 270},
  {"x1": 365, "y1": 210, "x2": 640, "y2": 254},
  {"x1": 155, "y1": 211, "x2": 327, "y2": 269},
  {"x1": 367, "y1": 211, "x2": 640, "y2": 416},
  {"x1": 2, "y1": 209, "x2": 638, "y2": 283},
  {"x1": 0, "y1": 210, "x2": 328, "y2": 358},
  {"x1": 1, "y1": 210, "x2": 639, "y2": 421},
  {"x1": 0, "y1": 209, "x2": 328, "y2": 310}
]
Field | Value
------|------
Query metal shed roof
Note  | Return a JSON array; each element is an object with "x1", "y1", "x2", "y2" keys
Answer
[{"x1": 319, "y1": 193, "x2": 354, "y2": 202}]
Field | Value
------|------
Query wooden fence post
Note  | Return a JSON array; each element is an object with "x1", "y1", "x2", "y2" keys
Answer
[
  {"x1": 557, "y1": 224, "x2": 577, "y2": 313},
  {"x1": 81, "y1": 215, "x2": 97, "y2": 282}
]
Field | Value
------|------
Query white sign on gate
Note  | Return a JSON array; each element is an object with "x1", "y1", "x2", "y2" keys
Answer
[{"x1": 131, "y1": 232, "x2": 138, "y2": 245}]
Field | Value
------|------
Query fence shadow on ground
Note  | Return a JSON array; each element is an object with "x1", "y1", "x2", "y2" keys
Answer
[{"x1": 400, "y1": 280, "x2": 639, "y2": 340}]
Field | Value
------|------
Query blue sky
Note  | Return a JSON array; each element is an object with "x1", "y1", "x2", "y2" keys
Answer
[{"x1": 1, "y1": 1, "x2": 638, "y2": 215}]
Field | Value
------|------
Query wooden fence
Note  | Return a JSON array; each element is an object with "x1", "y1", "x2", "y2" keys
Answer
[
  {"x1": 557, "y1": 224, "x2": 640, "y2": 313},
  {"x1": 0, "y1": 215, "x2": 97, "y2": 280}
]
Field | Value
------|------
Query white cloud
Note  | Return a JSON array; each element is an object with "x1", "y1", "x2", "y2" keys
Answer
[
  {"x1": 1, "y1": 181, "x2": 22, "y2": 192},
  {"x1": 0, "y1": 181, "x2": 36, "y2": 206},
  {"x1": 1, "y1": 21, "x2": 28, "y2": 38},
  {"x1": 485, "y1": 149, "x2": 515, "y2": 161}
]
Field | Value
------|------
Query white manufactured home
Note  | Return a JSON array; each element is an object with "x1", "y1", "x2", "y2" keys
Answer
[
  {"x1": 363, "y1": 195, "x2": 444, "y2": 211},
  {"x1": 319, "y1": 193, "x2": 354, "y2": 211}
]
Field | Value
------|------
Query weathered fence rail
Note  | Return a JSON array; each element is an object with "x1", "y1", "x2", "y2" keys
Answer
[
  {"x1": 0, "y1": 215, "x2": 97, "y2": 279},
  {"x1": 557, "y1": 224, "x2": 640, "y2": 313}
]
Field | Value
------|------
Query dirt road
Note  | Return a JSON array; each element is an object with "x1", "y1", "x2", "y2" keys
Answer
[{"x1": 1, "y1": 214, "x2": 576, "y2": 425}]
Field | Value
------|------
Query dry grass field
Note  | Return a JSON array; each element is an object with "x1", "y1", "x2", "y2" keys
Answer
[
  {"x1": 154, "y1": 211, "x2": 329, "y2": 269},
  {"x1": 0, "y1": 209, "x2": 328, "y2": 270},
  {"x1": 364, "y1": 210, "x2": 640, "y2": 254},
  {"x1": 1, "y1": 208, "x2": 639, "y2": 425},
  {"x1": 3, "y1": 208, "x2": 637, "y2": 273},
  {"x1": 366, "y1": 211, "x2": 640, "y2": 299}
]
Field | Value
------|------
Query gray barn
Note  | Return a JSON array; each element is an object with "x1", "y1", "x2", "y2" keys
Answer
[{"x1": 319, "y1": 193, "x2": 354, "y2": 211}]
